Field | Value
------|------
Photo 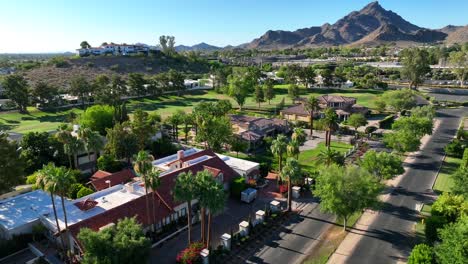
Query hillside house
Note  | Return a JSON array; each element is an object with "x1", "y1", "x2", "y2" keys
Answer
[{"x1": 76, "y1": 43, "x2": 151, "y2": 56}]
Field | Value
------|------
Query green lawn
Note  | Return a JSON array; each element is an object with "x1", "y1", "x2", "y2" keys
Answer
[
  {"x1": 299, "y1": 142, "x2": 352, "y2": 172},
  {"x1": 0, "y1": 87, "x2": 382, "y2": 134},
  {"x1": 433, "y1": 156, "x2": 462, "y2": 193}
]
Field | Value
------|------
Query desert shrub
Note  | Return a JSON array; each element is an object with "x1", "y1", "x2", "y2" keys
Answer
[
  {"x1": 77, "y1": 187, "x2": 94, "y2": 198},
  {"x1": 230, "y1": 176, "x2": 247, "y2": 198}
]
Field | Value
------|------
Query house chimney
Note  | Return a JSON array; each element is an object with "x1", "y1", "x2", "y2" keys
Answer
[{"x1": 177, "y1": 150, "x2": 184, "y2": 160}]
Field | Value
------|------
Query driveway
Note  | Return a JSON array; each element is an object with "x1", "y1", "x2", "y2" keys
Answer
[
  {"x1": 300, "y1": 130, "x2": 352, "y2": 151},
  {"x1": 328, "y1": 107, "x2": 466, "y2": 264},
  {"x1": 150, "y1": 195, "x2": 273, "y2": 264}
]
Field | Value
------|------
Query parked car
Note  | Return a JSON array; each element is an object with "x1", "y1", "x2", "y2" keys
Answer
[{"x1": 241, "y1": 188, "x2": 257, "y2": 203}]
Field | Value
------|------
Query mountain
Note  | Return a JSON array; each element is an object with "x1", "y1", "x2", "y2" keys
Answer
[
  {"x1": 175, "y1": 42, "x2": 221, "y2": 52},
  {"x1": 444, "y1": 25, "x2": 468, "y2": 44},
  {"x1": 246, "y1": 1, "x2": 448, "y2": 49}
]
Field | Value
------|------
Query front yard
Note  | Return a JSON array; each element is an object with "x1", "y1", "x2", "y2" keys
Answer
[
  {"x1": 298, "y1": 142, "x2": 353, "y2": 172},
  {"x1": 433, "y1": 156, "x2": 462, "y2": 193}
]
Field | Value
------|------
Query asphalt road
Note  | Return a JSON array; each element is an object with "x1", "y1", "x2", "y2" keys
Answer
[
  {"x1": 247, "y1": 201, "x2": 335, "y2": 264},
  {"x1": 341, "y1": 107, "x2": 466, "y2": 264}
]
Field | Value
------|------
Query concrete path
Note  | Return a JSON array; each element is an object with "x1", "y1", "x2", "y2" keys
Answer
[{"x1": 300, "y1": 130, "x2": 352, "y2": 151}]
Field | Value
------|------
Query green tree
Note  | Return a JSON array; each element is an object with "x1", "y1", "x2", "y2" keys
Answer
[
  {"x1": 347, "y1": 113, "x2": 368, "y2": 138},
  {"x1": 359, "y1": 150, "x2": 404, "y2": 180},
  {"x1": 314, "y1": 165, "x2": 383, "y2": 231},
  {"x1": 449, "y1": 51, "x2": 468, "y2": 88},
  {"x1": 227, "y1": 73, "x2": 249, "y2": 110},
  {"x1": 430, "y1": 193, "x2": 467, "y2": 223},
  {"x1": 55, "y1": 125, "x2": 84, "y2": 168},
  {"x1": 298, "y1": 66, "x2": 316, "y2": 88},
  {"x1": 288, "y1": 84, "x2": 300, "y2": 103},
  {"x1": 317, "y1": 148, "x2": 344, "y2": 167},
  {"x1": 131, "y1": 109, "x2": 156, "y2": 150},
  {"x1": 133, "y1": 151, "x2": 156, "y2": 231},
  {"x1": 451, "y1": 167, "x2": 468, "y2": 198},
  {"x1": 76, "y1": 186, "x2": 94, "y2": 198},
  {"x1": 392, "y1": 116, "x2": 433, "y2": 138},
  {"x1": 2, "y1": 74, "x2": 29, "y2": 112},
  {"x1": 105, "y1": 122, "x2": 138, "y2": 164},
  {"x1": 230, "y1": 137, "x2": 247, "y2": 157},
  {"x1": 0, "y1": 133, "x2": 24, "y2": 193},
  {"x1": 434, "y1": 216, "x2": 468, "y2": 264},
  {"x1": 77, "y1": 127, "x2": 104, "y2": 171},
  {"x1": 287, "y1": 139, "x2": 300, "y2": 159},
  {"x1": 323, "y1": 108, "x2": 339, "y2": 150},
  {"x1": 292, "y1": 128, "x2": 306, "y2": 145},
  {"x1": 204, "y1": 179, "x2": 226, "y2": 248},
  {"x1": 78, "y1": 217, "x2": 151, "y2": 264},
  {"x1": 401, "y1": 48, "x2": 431, "y2": 89},
  {"x1": 174, "y1": 171, "x2": 197, "y2": 245},
  {"x1": 168, "y1": 69, "x2": 185, "y2": 96},
  {"x1": 128, "y1": 72, "x2": 146, "y2": 96},
  {"x1": 303, "y1": 96, "x2": 320, "y2": 138},
  {"x1": 383, "y1": 130, "x2": 421, "y2": 153},
  {"x1": 271, "y1": 134, "x2": 288, "y2": 175},
  {"x1": 20, "y1": 131, "x2": 66, "y2": 174},
  {"x1": 380, "y1": 89, "x2": 417, "y2": 113},
  {"x1": 167, "y1": 110, "x2": 185, "y2": 141},
  {"x1": 70, "y1": 75, "x2": 92, "y2": 108},
  {"x1": 35, "y1": 164, "x2": 66, "y2": 251},
  {"x1": 281, "y1": 158, "x2": 302, "y2": 211},
  {"x1": 80, "y1": 41, "x2": 91, "y2": 49},
  {"x1": 79, "y1": 105, "x2": 115, "y2": 135},
  {"x1": 263, "y1": 79, "x2": 275, "y2": 104},
  {"x1": 408, "y1": 244, "x2": 434, "y2": 264},
  {"x1": 411, "y1": 105, "x2": 435, "y2": 120},
  {"x1": 159, "y1": 35, "x2": 176, "y2": 55},
  {"x1": 254, "y1": 85, "x2": 265, "y2": 108},
  {"x1": 195, "y1": 116, "x2": 232, "y2": 151},
  {"x1": 31, "y1": 82, "x2": 59, "y2": 107}
]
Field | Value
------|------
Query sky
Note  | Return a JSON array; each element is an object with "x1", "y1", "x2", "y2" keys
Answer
[{"x1": 0, "y1": 0, "x2": 467, "y2": 53}]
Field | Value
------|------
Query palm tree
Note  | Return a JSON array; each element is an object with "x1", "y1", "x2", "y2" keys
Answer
[
  {"x1": 56, "y1": 125, "x2": 74, "y2": 168},
  {"x1": 196, "y1": 170, "x2": 213, "y2": 245},
  {"x1": 35, "y1": 164, "x2": 66, "y2": 251},
  {"x1": 292, "y1": 128, "x2": 306, "y2": 146},
  {"x1": 323, "y1": 108, "x2": 339, "y2": 150},
  {"x1": 280, "y1": 158, "x2": 302, "y2": 211},
  {"x1": 205, "y1": 181, "x2": 226, "y2": 249},
  {"x1": 78, "y1": 127, "x2": 104, "y2": 171},
  {"x1": 271, "y1": 134, "x2": 288, "y2": 185},
  {"x1": 287, "y1": 139, "x2": 300, "y2": 159},
  {"x1": 147, "y1": 170, "x2": 161, "y2": 231},
  {"x1": 54, "y1": 166, "x2": 76, "y2": 257},
  {"x1": 174, "y1": 171, "x2": 197, "y2": 245},
  {"x1": 317, "y1": 149, "x2": 344, "y2": 167},
  {"x1": 304, "y1": 96, "x2": 320, "y2": 138},
  {"x1": 133, "y1": 151, "x2": 155, "y2": 231}
]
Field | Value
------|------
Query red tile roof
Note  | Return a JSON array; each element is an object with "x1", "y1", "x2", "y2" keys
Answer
[
  {"x1": 90, "y1": 169, "x2": 136, "y2": 191},
  {"x1": 157, "y1": 150, "x2": 239, "y2": 209},
  {"x1": 74, "y1": 198, "x2": 98, "y2": 211},
  {"x1": 68, "y1": 192, "x2": 172, "y2": 242}
]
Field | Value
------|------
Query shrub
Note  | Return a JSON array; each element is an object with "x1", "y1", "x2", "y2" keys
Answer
[
  {"x1": 425, "y1": 215, "x2": 447, "y2": 244},
  {"x1": 79, "y1": 105, "x2": 114, "y2": 135},
  {"x1": 379, "y1": 115, "x2": 396, "y2": 129},
  {"x1": 408, "y1": 244, "x2": 434, "y2": 264},
  {"x1": 365, "y1": 126, "x2": 378, "y2": 134},
  {"x1": 444, "y1": 139, "x2": 466, "y2": 158},
  {"x1": 97, "y1": 154, "x2": 124, "y2": 173},
  {"x1": 110, "y1": 64, "x2": 120, "y2": 71},
  {"x1": 26, "y1": 173, "x2": 38, "y2": 185},
  {"x1": 176, "y1": 242, "x2": 204, "y2": 264},
  {"x1": 68, "y1": 183, "x2": 85, "y2": 199},
  {"x1": 77, "y1": 187, "x2": 94, "y2": 198},
  {"x1": 149, "y1": 136, "x2": 181, "y2": 158},
  {"x1": 230, "y1": 176, "x2": 247, "y2": 198}
]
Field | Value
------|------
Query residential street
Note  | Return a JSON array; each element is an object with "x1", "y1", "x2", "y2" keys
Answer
[{"x1": 328, "y1": 107, "x2": 466, "y2": 264}]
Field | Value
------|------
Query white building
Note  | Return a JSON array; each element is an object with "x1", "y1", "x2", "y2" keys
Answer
[{"x1": 76, "y1": 43, "x2": 150, "y2": 57}]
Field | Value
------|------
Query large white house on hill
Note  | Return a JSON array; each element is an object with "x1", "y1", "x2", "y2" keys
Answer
[{"x1": 76, "y1": 43, "x2": 153, "y2": 56}]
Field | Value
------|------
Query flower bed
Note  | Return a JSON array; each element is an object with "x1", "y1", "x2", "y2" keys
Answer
[{"x1": 176, "y1": 242, "x2": 205, "y2": 264}]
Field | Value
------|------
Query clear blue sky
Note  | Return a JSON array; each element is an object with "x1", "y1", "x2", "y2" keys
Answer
[{"x1": 1, "y1": 0, "x2": 467, "y2": 53}]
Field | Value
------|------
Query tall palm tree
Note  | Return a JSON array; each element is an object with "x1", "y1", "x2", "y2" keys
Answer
[
  {"x1": 205, "y1": 181, "x2": 226, "y2": 249},
  {"x1": 78, "y1": 127, "x2": 104, "y2": 171},
  {"x1": 271, "y1": 134, "x2": 288, "y2": 185},
  {"x1": 133, "y1": 151, "x2": 155, "y2": 231},
  {"x1": 280, "y1": 158, "x2": 302, "y2": 212},
  {"x1": 54, "y1": 166, "x2": 76, "y2": 257},
  {"x1": 304, "y1": 96, "x2": 320, "y2": 138},
  {"x1": 147, "y1": 170, "x2": 161, "y2": 231},
  {"x1": 196, "y1": 170, "x2": 213, "y2": 245},
  {"x1": 317, "y1": 149, "x2": 344, "y2": 167},
  {"x1": 287, "y1": 139, "x2": 300, "y2": 159},
  {"x1": 35, "y1": 164, "x2": 66, "y2": 251},
  {"x1": 174, "y1": 171, "x2": 197, "y2": 245},
  {"x1": 323, "y1": 108, "x2": 339, "y2": 150},
  {"x1": 56, "y1": 125, "x2": 74, "y2": 168},
  {"x1": 292, "y1": 128, "x2": 306, "y2": 146}
]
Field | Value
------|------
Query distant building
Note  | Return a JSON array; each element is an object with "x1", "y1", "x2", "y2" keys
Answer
[
  {"x1": 281, "y1": 94, "x2": 369, "y2": 122},
  {"x1": 76, "y1": 43, "x2": 152, "y2": 56}
]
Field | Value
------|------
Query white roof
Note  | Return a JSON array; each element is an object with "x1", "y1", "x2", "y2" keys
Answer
[
  {"x1": 152, "y1": 148, "x2": 199, "y2": 171},
  {"x1": 0, "y1": 190, "x2": 60, "y2": 231},
  {"x1": 215, "y1": 153, "x2": 259, "y2": 172},
  {"x1": 42, "y1": 182, "x2": 146, "y2": 232}
]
